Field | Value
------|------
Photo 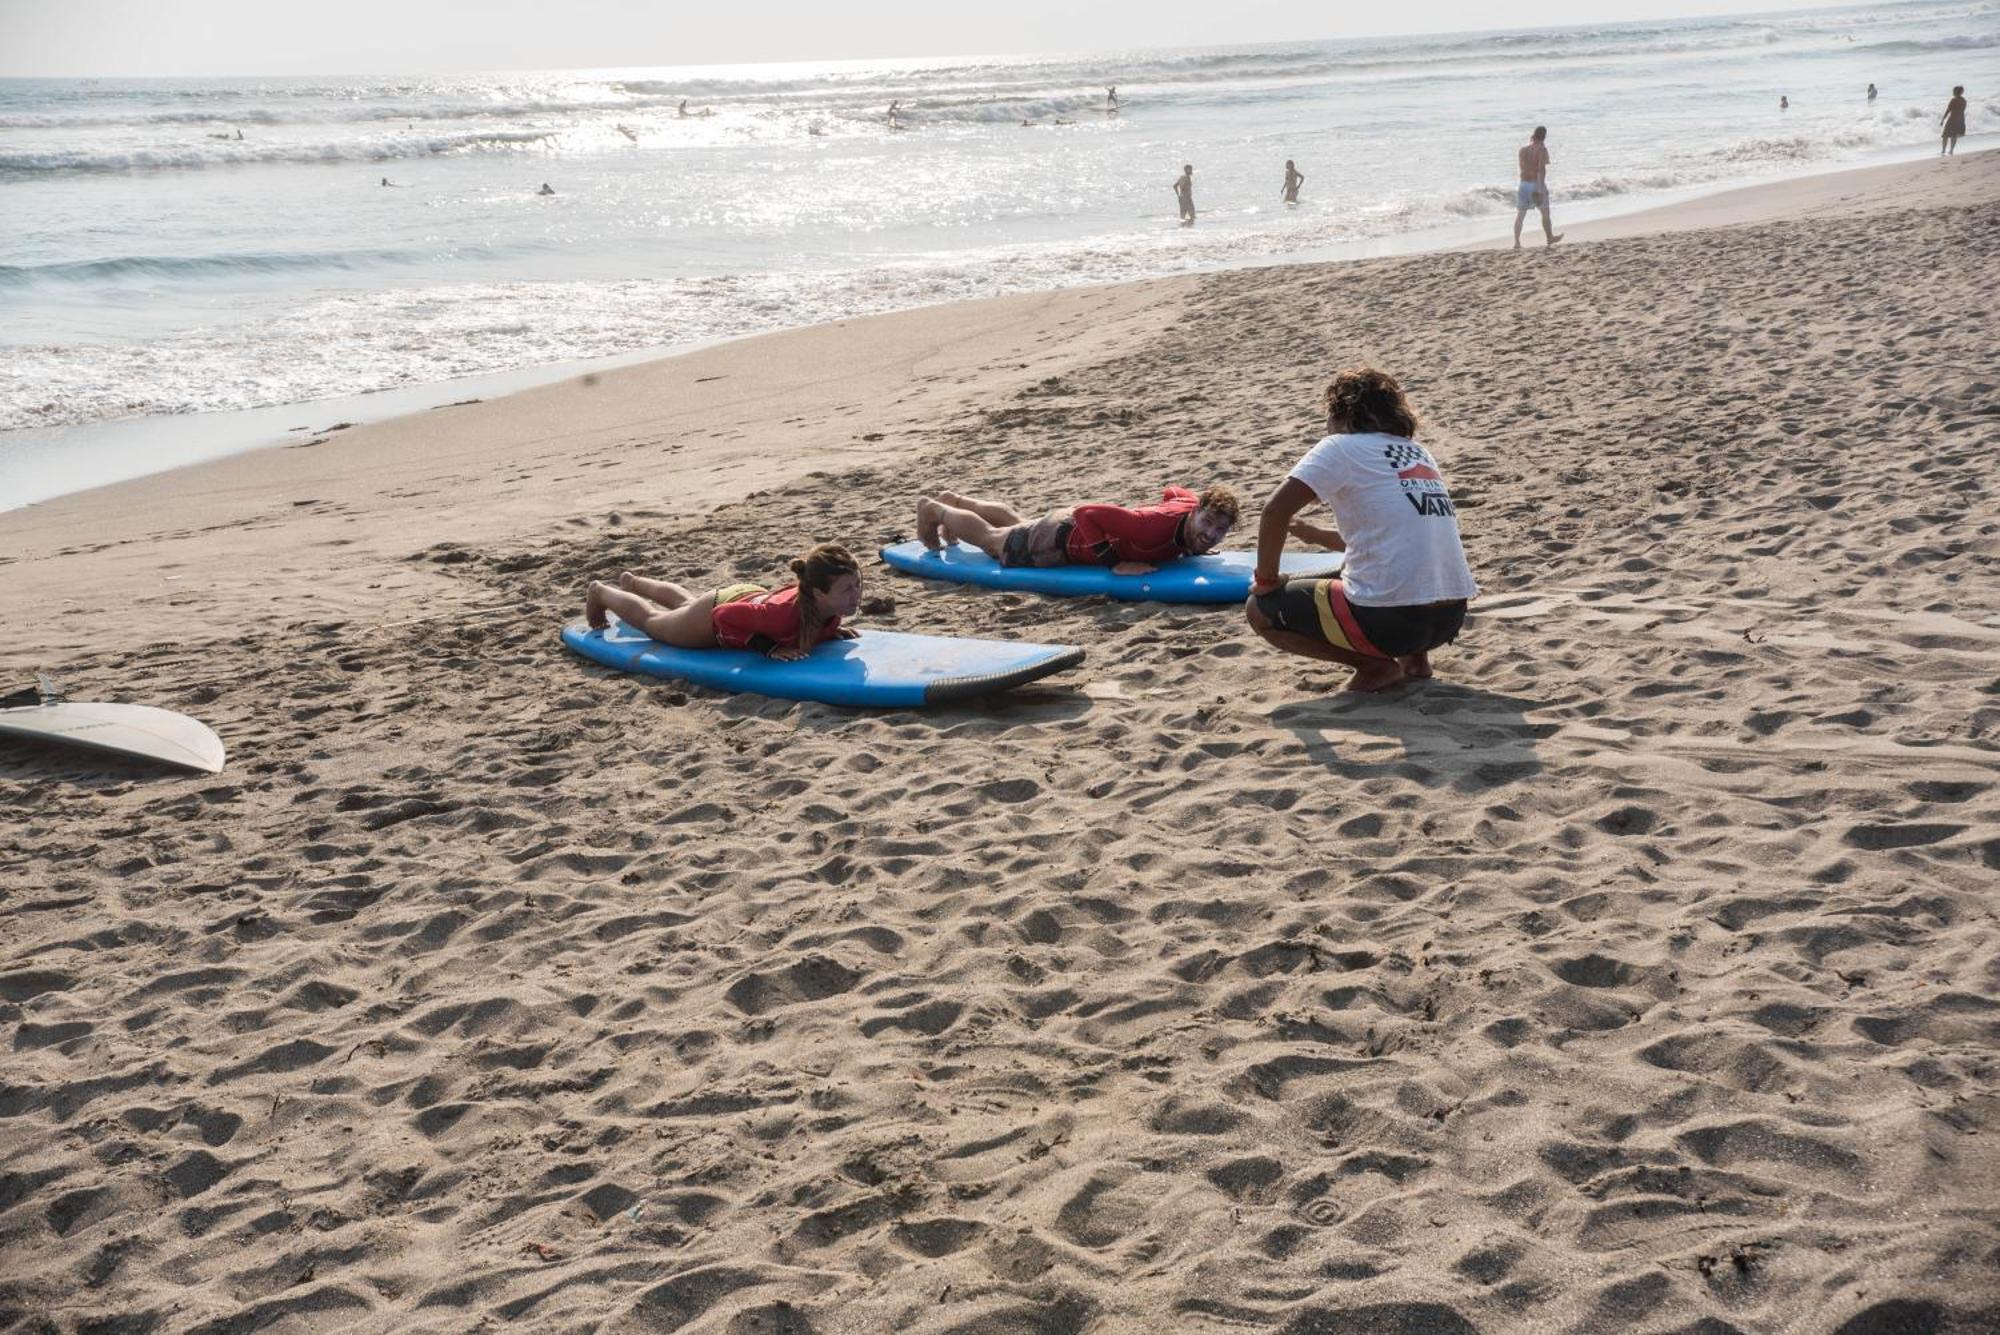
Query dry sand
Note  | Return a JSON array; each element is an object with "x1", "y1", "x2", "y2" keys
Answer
[{"x1": 2, "y1": 151, "x2": 1997, "y2": 1335}]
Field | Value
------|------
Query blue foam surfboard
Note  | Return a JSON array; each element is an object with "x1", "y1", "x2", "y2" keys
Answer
[
  {"x1": 879, "y1": 541, "x2": 1345, "y2": 603},
  {"x1": 561, "y1": 619, "x2": 1083, "y2": 707}
]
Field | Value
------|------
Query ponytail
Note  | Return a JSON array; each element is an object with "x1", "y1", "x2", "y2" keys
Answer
[{"x1": 790, "y1": 543, "x2": 861, "y2": 651}]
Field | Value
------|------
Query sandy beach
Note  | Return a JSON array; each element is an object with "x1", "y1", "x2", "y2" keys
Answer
[{"x1": 3, "y1": 150, "x2": 1998, "y2": 1334}]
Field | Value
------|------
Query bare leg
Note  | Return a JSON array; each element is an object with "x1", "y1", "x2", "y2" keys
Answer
[
  {"x1": 587, "y1": 582, "x2": 720, "y2": 649},
  {"x1": 1399, "y1": 651, "x2": 1434, "y2": 681},
  {"x1": 918, "y1": 496, "x2": 1010, "y2": 560},
  {"x1": 1541, "y1": 205, "x2": 1561, "y2": 246},
  {"x1": 931, "y1": 490, "x2": 1022, "y2": 527},
  {"x1": 1246, "y1": 600, "x2": 1405, "y2": 693},
  {"x1": 1513, "y1": 208, "x2": 1526, "y2": 249},
  {"x1": 618, "y1": 571, "x2": 694, "y2": 606}
]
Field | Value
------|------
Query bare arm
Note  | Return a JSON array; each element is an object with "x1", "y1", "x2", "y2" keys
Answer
[
  {"x1": 1289, "y1": 519, "x2": 1344, "y2": 550},
  {"x1": 1253, "y1": 478, "x2": 1317, "y2": 593}
]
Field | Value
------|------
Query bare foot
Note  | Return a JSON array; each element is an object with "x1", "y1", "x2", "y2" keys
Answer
[
  {"x1": 1399, "y1": 651, "x2": 1434, "y2": 681},
  {"x1": 932, "y1": 489, "x2": 969, "y2": 508},
  {"x1": 1344, "y1": 660, "x2": 1406, "y2": 694},
  {"x1": 616, "y1": 571, "x2": 638, "y2": 591},
  {"x1": 1548, "y1": 233, "x2": 1563, "y2": 246},
  {"x1": 585, "y1": 581, "x2": 610, "y2": 629},
  {"x1": 916, "y1": 496, "x2": 944, "y2": 550}
]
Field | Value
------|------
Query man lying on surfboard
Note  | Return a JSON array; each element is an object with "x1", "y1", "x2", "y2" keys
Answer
[
  {"x1": 915, "y1": 485, "x2": 1239, "y2": 576},
  {"x1": 584, "y1": 543, "x2": 862, "y2": 661}
]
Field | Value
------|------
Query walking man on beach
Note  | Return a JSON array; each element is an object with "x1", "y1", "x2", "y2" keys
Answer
[
  {"x1": 1513, "y1": 126, "x2": 1561, "y2": 250},
  {"x1": 1941, "y1": 85, "x2": 1967, "y2": 155},
  {"x1": 1173, "y1": 164, "x2": 1196, "y2": 226}
]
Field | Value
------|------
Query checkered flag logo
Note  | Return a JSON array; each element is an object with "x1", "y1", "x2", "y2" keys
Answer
[{"x1": 1382, "y1": 440, "x2": 1428, "y2": 469}]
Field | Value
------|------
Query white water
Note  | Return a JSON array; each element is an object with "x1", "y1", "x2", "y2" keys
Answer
[{"x1": 1, "y1": 1, "x2": 1994, "y2": 503}]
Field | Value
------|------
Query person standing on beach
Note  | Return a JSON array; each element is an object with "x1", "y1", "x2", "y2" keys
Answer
[
  {"x1": 1941, "y1": 86, "x2": 1967, "y2": 155},
  {"x1": 1246, "y1": 369, "x2": 1477, "y2": 694},
  {"x1": 1173, "y1": 164, "x2": 1196, "y2": 226},
  {"x1": 1282, "y1": 159, "x2": 1305, "y2": 206},
  {"x1": 1513, "y1": 127, "x2": 1561, "y2": 249}
]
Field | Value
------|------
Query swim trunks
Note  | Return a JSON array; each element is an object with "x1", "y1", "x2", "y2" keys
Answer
[
  {"x1": 1254, "y1": 578, "x2": 1466, "y2": 659},
  {"x1": 1000, "y1": 515, "x2": 1075, "y2": 568},
  {"x1": 1516, "y1": 182, "x2": 1548, "y2": 210}
]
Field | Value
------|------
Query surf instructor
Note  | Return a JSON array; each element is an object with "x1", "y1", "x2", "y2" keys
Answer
[{"x1": 1247, "y1": 369, "x2": 1478, "y2": 693}]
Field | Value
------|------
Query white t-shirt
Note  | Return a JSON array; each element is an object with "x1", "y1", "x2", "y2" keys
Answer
[{"x1": 1288, "y1": 432, "x2": 1479, "y2": 607}]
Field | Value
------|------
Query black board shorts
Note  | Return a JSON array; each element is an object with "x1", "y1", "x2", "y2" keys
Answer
[{"x1": 1255, "y1": 578, "x2": 1466, "y2": 659}]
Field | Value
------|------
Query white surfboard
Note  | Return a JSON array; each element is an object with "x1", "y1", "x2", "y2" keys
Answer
[{"x1": 0, "y1": 703, "x2": 226, "y2": 774}]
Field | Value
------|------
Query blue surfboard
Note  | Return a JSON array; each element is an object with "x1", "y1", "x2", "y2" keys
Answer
[
  {"x1": 879, "y1": 541, "x2": 1344, "y2": 603},
  {"x1": 562, "y1": 619, "x2": 1083, "y2": 708}
]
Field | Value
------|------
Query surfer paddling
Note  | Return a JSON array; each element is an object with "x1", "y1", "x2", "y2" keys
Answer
[
  {"x1": 916, "y1": 485, "x2": 1239, "y2": 575},
  {"x1": 1246, "y1": 369, "x2": 1478, "y2": 694},
  {"x1": 583, "y1": 545, "x2": 862, "y2": 661}
]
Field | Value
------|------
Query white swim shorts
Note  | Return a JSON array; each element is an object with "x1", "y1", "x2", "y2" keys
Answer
[{"x1": 1516, "y1": 181, "x2": 1548, "y2": 210}]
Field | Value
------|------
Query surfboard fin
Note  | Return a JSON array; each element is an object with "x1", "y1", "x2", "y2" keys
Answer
[{"x1": 4, "y1": 674, "x2": 69, "y2": 709}]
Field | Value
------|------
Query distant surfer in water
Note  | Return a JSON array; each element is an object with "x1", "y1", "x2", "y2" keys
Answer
[
  {"x1": 887, "y1": 100, "x2": 903, "y2": 130},
  {"x1": 1173, "y1": 164, "x2": 1196, "y2": 225},
  {"x1": 1282, "y1": 159, "x2": 1305, "y2": 206},
  {"x1": 538, "y1": 183, "x2": 556, "y2": 196},
  {"x1": 1107, "y1": 85, "x2": 1120, "y2": 112},
  {"x1": 616, "y1": 124, "x2": 638, "y2": 142},
  {"x1": 916, "y1": 485, "x2": 1239, "y2": 575},
  {"x1": 584, "y1": 545, "x2": 862, "y2": 660}
]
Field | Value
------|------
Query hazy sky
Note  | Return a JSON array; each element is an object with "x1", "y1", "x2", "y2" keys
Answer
[{"x1": 1, "y1": 0, "x2": 1859, "y2": 77}]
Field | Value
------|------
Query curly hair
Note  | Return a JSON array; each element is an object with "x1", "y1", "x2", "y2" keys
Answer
[
  {"x1": 788, "y1": 543, "x2": 860, "y2": 651},
  {"x1": 1323, "y1": 367, "x2": 1418, "y2": 439},
  {"x1": 1197, "y1": 484, "x2": 1240, "y2": 525}
]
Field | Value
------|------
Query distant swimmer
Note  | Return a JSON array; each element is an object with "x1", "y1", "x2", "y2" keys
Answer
[
  {"x1": 1173, "y1": 163, "x2": 1195, "y2": 226},
  {"x1": 538, "y1": 182, "x2": 556, "y2": 196},
  {"x1": 1780, "y1": 95, "x2": 1789, "y2": 110},
  {"x1": 1867, "y1": 82, "x2": 1878, "y2": 102},
  {"x1": 1513, "y1": 125, "x2": 1561, "y2": 250},
  {"x1": 887, "y1": 100, "x2": 903, "y2": 130},
  {"x1": 678, "y1": 98, "x2": 689, "y2": 117},
  {"x1": 235, "y1": 128, "x2": 243, "y2": 140},
  {"x1": 1941, "y1": 85, "x2": 1967, "y2": 155},
  {"x1": 616, "y1": 123, "x2": 638, "y2": 142},
  {"x1": 809, "y1": 122, "x2": 825, "y2": 136},
  {"x1": 1282, "y1": 159, "x2": 1305, "y2": 206},
  {"x1": 380, "y1": 176, "x2": 398, "y2": 187}
]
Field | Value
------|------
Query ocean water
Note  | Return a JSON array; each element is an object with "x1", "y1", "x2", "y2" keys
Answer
[{"x1": 1, "y1": 1, "x2": 1994, "y2": 485}]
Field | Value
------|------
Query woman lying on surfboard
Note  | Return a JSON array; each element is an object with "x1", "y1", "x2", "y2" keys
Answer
[
  {"x1": 915, "y1": 485, "x2": 1239, "y2": 575},
  {"x1": 584, "y1": 544, "x2": 863, "y2": 661},
  {"x1": 1246, "y1": 368, "x2": 1478, "y2": 693}
]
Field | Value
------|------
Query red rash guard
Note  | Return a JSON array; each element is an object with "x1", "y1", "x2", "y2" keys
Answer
[
  {"x1": 1065, "y1": 486, "x2": 1200, "y2": 565},
  {"x1": 711, "y1": 585, "x2": 842, "y2": 653}
]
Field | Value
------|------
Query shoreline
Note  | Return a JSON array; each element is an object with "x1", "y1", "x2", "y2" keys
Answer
[{"x1": 7, "y1": 143, "x2": 1988, "y2": 515}]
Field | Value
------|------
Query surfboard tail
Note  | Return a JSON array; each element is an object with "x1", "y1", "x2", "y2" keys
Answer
[{"x1": 923, "y1": 645, "x2": 1086, "y2": 706}]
